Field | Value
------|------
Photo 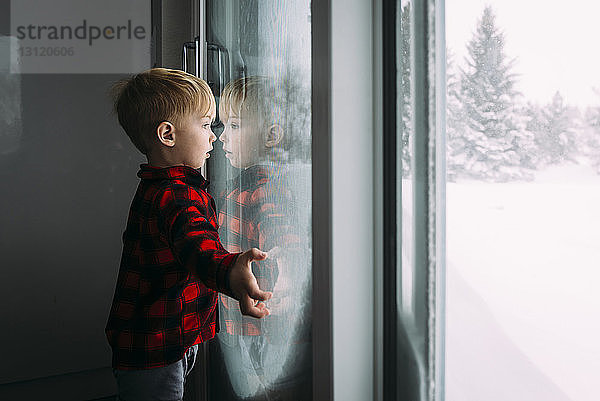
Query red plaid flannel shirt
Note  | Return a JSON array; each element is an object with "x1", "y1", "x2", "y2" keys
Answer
[
  {"x1": 105, "y1": 164, "x2": 239, "y2": 370},
  {"x1": 216, "y1": 165, "x2": 298, "y2": 336}
]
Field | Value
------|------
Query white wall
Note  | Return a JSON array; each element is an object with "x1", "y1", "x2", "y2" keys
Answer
[{"x1": 331, "y1": 0, "x2": 374, "y2": 399}]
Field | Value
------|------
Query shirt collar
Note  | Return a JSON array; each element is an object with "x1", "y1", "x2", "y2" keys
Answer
[{"x1": 137, "y1": 164, "x2": 209, "y2": 189}]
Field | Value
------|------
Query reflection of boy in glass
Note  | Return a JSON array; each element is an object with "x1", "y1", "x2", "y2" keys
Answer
[{"x1": 215, "y1": 76, "x2": 311, "y2": 399}]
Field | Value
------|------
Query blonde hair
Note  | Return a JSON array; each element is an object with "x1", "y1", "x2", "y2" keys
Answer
[
  {"x1": 110, "y1": 68, "x2": 216, "y2": 154},
  {"x1": 219, "y1": 76, "x2": 277, "y2": 125}
]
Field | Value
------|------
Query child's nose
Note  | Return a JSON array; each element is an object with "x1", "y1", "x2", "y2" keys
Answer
[
  {"x1": 210, "y1": 131, "x2": 217, "y2": 142},
  {"x1": 219, "y1": 131, "x2": 226, "y2": 142}
]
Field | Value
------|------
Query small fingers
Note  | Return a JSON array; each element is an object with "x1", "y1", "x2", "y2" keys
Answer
[
  {"x1": 245, "y1": 273, "x2": 272, "y2": 302},
  {"x1": 244, "y1": 248, "x2": 268, "y2": 263},
  {"x1": 248, "y1": 285, "x2": 272, "y2": 302},
  {"x1": 240, "y1": 295, "x2": 270, "y2": 318}
]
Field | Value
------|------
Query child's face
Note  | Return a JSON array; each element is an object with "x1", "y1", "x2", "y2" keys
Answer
[
  {"x1": 219, "y1": 114, "x2": 264, "y2": 169},
  {"x1": 175, "y1": 113, "x2": 217, "y2": 169}
]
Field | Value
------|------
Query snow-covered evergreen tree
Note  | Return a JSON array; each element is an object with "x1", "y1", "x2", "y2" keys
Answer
[
  {"x1": 399, "y1": 2, "x2": 412, "y2": 178},
  {"x1": 458, "y1": 6, "x2": 534, "y2": 181},
  {"x1": 446, "y1": 49, "x2": 468, "y2": 182},
  {"x1": 521, "y1": 102, "x2": 545, "y2": 168},
  {"x1": 525, "y1": 92, "x2": 578, "y2": 166}
]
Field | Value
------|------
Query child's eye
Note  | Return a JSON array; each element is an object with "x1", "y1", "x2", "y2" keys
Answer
[
  {"x1": 231, "y1": 123, "x2": 239, "y2": 129},
  {"x1": 203, "y1": 123, "x2": 211, "y2": 129}
]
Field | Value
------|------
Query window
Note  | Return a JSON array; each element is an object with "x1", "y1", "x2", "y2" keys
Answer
[
  {"x1": 444, "y1": 1, "x2": 600, "y2": 400},
  {"x1": 396, "y1": 0, "x2": 600, "y2": 399},
  {"x1": 203, "y1": 1, "x2": 313, "y2": 399},
  {"x1": 391, "y1": 0, "x2": 446, "y2": 399}
]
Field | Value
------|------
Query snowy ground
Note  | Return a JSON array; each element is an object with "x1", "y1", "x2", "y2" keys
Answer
[{"x1": 446, "y1": 162, "x2": 600, "y2": 401}]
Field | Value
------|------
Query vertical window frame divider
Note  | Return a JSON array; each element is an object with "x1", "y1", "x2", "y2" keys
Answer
[
  {"x1": 433, "y1": 1, "x2": 447, "y2": 400},
  {"x1": 373, "y1": 0, "x2": 385, "y2": 398},
  {"x1": 395, "y1": 0, "x2": 446, "y2": 400},
  {"x1": 151, "y1": 0, "x2": 162, "y2": 67},
  {"x1": 411, "y1": 0, "x2": 446, "y2": 400},
  {"x1": 382, "y1": 1, "x2": 398, "y2": 401},
  {"x1": 312, "y1": 0, "x2": 333, "y2": 400}
]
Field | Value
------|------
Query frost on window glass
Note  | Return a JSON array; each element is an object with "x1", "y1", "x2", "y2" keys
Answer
[
  {"x1": 206, "y1": 1, "x2": 312, "y2": 400},
  {"x1": 445, "y1": 2, "x2": 600, "y2": 400}
]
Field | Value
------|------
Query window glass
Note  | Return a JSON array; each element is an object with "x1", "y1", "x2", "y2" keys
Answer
[
  {"x1": 205, "y1": 1, "x2": 313, "y2": 400},
  {"x1": 399, "y1": 0, "x2": 414, "y2": 314},
  {"x1": 446, "y1": 1, "x2": 600, "y2": 400}
]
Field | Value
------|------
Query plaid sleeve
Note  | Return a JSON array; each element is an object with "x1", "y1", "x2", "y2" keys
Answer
[{"x1": 157, "y1": 183, "x2": 239, "y2": 298}]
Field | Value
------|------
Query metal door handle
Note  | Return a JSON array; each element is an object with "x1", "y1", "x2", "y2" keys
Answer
[
  {"x1": 207, "y1": 43, "x2": 230, "y2": 96},
  {"x1": 182, "y1": 39, "x2": 232, "y2": 95},
  {"x1": 182, "y1": 37, "x2": 200, "y2": 76}
]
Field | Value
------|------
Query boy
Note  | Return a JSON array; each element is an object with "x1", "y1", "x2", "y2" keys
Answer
[
  {"x1": 213, "y1": 76, "x2": 312, "y2": 399},
  {"x1": 105, "y1": 68, "x2": 272, "y2": 401}
]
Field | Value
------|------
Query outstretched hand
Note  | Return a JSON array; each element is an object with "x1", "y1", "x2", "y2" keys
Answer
[{"x1": 228, "y1": 248, "x2": 272, "y2": 318}]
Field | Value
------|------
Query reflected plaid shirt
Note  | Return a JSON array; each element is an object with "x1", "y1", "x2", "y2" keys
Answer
[
  {"x1": 216, "y1": 165, "x2": 297, "y2": 336},
  {"x1": 105, "y1": 164, "x2": 239, "y2": 370}
]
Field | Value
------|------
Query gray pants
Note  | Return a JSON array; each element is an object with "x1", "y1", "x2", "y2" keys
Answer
[{"x1": 112, "y1": 344, "x2": 199, "y2": 401}]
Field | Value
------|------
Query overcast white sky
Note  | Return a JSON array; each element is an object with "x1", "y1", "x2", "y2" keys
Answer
[{"x1": 446, "y1": 0, "x2": 600, "y2": 108}]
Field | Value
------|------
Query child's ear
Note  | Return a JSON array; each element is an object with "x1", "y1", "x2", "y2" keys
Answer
[
  {"x1": 156, "y1": 121, "x2": 176, "y2": 147},
  {"x1": 265, "y1": 124, "x2": 284, "y2": 148}
]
